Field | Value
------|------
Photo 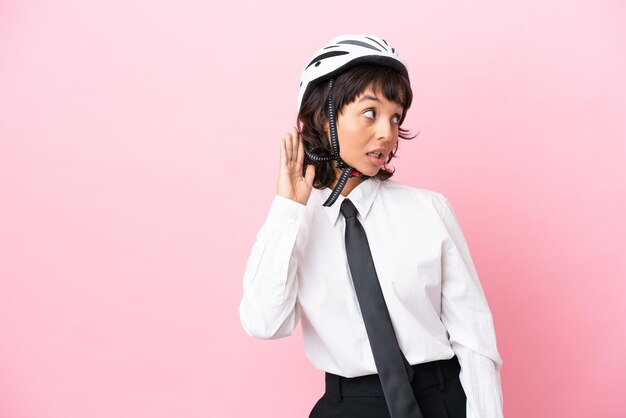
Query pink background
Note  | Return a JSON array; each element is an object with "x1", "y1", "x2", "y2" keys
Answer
[{"x1": 1, "y1": 0, "x2": 625, "y2": 417}]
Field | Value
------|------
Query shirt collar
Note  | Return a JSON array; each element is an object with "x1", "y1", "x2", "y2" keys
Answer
[{"x1": 321, "y1": 178, "x2": 382, "y2": 226}]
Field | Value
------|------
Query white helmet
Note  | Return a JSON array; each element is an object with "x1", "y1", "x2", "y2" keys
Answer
[{"x1": 297, "y1": 34, "x2": 409, "y2": 111}]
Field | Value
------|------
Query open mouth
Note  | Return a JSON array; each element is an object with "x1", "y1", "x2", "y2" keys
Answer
[{"x1": 366, "y1": 151, "x2": 386, "y2": 168}]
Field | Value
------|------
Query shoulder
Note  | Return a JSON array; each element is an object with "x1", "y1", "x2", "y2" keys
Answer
[{"x1": 378, "y1": 179, "x2": 450, "y2": 218}]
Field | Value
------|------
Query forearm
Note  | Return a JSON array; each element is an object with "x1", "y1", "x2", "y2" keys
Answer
[{"x1": 238, "y1": 195, "x2": 305, "y2": 339}]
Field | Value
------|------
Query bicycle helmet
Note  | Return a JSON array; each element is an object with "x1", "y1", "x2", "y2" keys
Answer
[{"x1": 297, "y1": 34, "x2": 410, "y2": 207}]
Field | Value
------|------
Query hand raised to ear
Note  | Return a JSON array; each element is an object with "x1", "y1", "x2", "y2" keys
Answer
[{"x1": 277, "y1": 127, "x2": 315, "y2": 206}]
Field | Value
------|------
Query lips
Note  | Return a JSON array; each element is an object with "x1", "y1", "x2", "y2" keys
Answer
[
  {"x1": 366, "y1": 150, "x2": 387, "y2": 168},
  {"x1": 366, "y1": 149, "x2": 387, "y2": 159}
]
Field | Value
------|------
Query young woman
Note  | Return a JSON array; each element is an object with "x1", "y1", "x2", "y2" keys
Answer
[{"x1": 239, "y1": 34, "x2": 503, "y2": 418}]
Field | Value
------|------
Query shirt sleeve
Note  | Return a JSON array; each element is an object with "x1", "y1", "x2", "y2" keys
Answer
[
  {"x1": 238, "y1": 194, "x2": 306, "y2": 340},
  {"x1": 437, "y1": 196, "x2": 504, "y2": 418}
]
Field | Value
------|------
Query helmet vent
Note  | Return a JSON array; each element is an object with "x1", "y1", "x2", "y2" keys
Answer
[{"x1": 305, "y1": 50, "x2": 349, "y2": 69}]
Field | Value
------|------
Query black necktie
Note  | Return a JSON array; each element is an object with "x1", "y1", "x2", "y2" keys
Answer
[{"x1": 340, "y1": 198, "x2": 424, "y2": 418}]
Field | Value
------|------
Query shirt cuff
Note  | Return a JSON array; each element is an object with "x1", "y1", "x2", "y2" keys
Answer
[{"x1": 265, "y1": 194, "x2": 307, "y2": 232}]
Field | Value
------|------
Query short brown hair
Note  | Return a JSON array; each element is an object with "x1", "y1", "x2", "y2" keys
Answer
[{"x1": 297, "y1": 63, "x2": 416, "y2": 189}]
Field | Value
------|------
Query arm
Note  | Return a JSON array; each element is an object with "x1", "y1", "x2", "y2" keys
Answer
[
  {"x1": 438, "y1": 196, "x2": 504, "y2": 418},
  {"x1": 238, "y1": 127, "x2": 315, "y2": 340},
  {"x1": 238, "y1": 195, "x2": 306, "y2": 339}
]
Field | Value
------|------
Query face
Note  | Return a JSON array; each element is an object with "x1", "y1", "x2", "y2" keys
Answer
[{"x1": 329, "y1": 87, "x2": 404, "y2": 177}]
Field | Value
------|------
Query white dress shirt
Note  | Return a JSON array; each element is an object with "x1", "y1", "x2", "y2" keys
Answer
[{"x1": 239, "y1": 178, "x2": 504, "y2": 418}]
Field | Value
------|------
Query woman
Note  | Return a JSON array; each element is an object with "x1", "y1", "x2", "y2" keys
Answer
[{"x1": 239, "y1": 34, "x2": 503, "y2": 418}]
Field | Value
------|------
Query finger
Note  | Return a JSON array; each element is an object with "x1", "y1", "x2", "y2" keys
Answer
[
  {"x1": 284, "y1": 131, "x2": 293, "y2": 164},
  {"x1": 291, "y1": 127, "x2": 299, "y2": 164},
  {"x1": 296, "y1": 129, "x2": 304, "y2": 168},
  {"x1": 304, "y1": 164, "x2": 315, "y2": 185}
]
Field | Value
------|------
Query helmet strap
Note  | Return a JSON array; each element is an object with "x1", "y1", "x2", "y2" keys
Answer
[
  {"x1": 321, "y1": 79, "x2": 370, "y2": 207},
  {"x1": 327, "y1": 79, "x2": 341, "y2": 159},
  {"x1": 323, "y1": 166, "x2": 354, "y2": 207},
  {"x1": 301, "y1": 78, "x2": 370, "y2": 207}
]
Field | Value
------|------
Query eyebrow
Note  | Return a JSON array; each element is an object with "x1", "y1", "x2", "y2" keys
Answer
[
  {"x1": 358, "y1": 95, "x2": 380, "y2": 103},
  {"x1": 357, "y1": 95, "x2": 404, "y2": 112}
]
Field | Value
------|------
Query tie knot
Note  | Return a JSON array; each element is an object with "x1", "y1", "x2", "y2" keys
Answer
[{"x1": 340, "y1": 198, "x2": 358, "y2": 219}]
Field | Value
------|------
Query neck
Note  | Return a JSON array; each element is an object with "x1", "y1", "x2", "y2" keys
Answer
[{"x1": 330, "y1": 170, "x2": 366, "y2": 196}]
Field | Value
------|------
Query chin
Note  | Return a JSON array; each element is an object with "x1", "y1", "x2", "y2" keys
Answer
[{"x1": 356, "y1": 166, "x2": 381, "y2": 177}]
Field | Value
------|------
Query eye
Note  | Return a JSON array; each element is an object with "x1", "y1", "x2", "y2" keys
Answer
[
  {"x1": 363, "y1": 109, "x2": 375, "y2": 119},
  {"x1": 392, "y1": 114, "x2": 402, "y2": 125}
]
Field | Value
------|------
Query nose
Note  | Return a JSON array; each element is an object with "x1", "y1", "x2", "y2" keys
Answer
[{"x1": 376, "y1": 118, "x2": 396, "y2": 143}]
